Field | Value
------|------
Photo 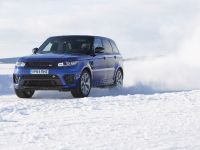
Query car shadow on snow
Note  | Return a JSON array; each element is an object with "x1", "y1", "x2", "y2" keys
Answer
[
  {"x1": 33, "y1": 84, "x2": 183, "y2": 100},
  {"x1": 90, "y1": 84, "x2": 182, "y2": 98}
]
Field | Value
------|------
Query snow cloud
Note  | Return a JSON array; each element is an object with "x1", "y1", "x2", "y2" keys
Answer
[{"x1": 124, "y1": 20, "x2": 200, "y2": 91}]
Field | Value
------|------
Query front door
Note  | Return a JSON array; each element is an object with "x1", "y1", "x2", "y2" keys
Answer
[{"x1": 92, "y1": 38, "x2": 107, "y2": 86}]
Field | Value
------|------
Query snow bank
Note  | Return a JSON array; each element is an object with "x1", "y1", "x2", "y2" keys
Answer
[
  {"x1": 0, "y1": 64, "x2": 14, "y2": 74},
  {"x1": 0, "y1": 64, "x2": 14, "y2": 95},
  {"x1": 0, "y1": 58, "x2": 18, "y2": 64},
  {"x1": 0, "y1": 75, "x2": 14, "y2": 95}
]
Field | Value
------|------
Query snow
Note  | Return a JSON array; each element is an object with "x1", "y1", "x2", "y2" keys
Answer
[
  {"x1": 0, "y1": 62, "x2": 200, "y2": 149},
  {"x1": 1, "y1": 91, "x2": 200, "y2": 150}
]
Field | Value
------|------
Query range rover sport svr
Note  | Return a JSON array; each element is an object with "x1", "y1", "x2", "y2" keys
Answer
[{"x1": 13, "y1": 35, "x2": 123, "y2": 98}]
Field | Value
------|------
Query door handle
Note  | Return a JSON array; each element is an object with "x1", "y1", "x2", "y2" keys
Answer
[
  {"x1": 114, "y1": 56, "x2": 117, "y2": 59},
  {"x1": 103, "y1": 56, "x2": 106, "y2": 60}
]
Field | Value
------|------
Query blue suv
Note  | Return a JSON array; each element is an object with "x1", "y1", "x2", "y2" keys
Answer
[{"x1": 13, "y1": 35, "x2": 123, "y2": 98}]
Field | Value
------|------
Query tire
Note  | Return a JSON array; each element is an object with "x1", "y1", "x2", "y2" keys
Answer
[
  {"x1": 114, "y1": 69, "x2": 123, "y2": 87},
  {"x1": 71, "y1": 70, "x2": 91, "y2": 98},
  {"x1": 15, "y1": 89, "x2": 35, "y2": 98}
]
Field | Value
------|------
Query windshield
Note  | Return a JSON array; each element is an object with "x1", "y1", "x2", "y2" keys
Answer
[{"x1": 38, "y1": 36, "x2": 93, "y2": 54}]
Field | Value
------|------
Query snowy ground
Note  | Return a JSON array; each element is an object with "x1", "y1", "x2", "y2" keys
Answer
[
  {"x1": 1, "y1": 91, "x2": 200, "y2": 150},
  {"x1": 0, "y1": 62, "x2": 200, "y2": 150}
]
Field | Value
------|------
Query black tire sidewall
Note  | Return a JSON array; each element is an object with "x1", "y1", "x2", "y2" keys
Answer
[{"x1": 15, "y1": 89, "x2": 35, "y2": 98}]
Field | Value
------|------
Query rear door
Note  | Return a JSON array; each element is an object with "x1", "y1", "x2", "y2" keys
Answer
[
  {"x1": 102, "y1": 38, "x2": 115, "y2": 83},
  {"x1": 110, "y1": 39, "x2": 122, "y2": 67}
]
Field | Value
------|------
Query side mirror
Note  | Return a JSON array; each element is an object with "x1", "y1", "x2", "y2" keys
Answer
[
  {"x1": 95, "y1": 47, "x2": 104, "y2": 53},
  {"x1": 32, "y1": 48, "x2": 39, "y2": 54}
]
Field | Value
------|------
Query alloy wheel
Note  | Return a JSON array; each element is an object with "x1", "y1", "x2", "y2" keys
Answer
[
  {"x1": 115, "y1": 70, "x2": 123, "y2": 87},
  {"x1": 81, "y1": 72, "x2": 91, "y2": 95}
]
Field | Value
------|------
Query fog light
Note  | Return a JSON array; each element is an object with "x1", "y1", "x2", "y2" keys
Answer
[{"x1": 64, "y1": 75, "x2": 75, "y2": 84}]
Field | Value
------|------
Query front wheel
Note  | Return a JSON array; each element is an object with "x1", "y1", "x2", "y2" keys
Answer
[
  {"x1": 15, "y1": 89, "x2": 35, "y2": 98},
  {"x1": 71, "y1": 70, "x2": 91, "y2": 98}
]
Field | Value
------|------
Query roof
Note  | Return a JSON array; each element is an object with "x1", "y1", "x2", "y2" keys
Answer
[{"x1": 49, "y1": 35, "x2": 113, "y2": 41}]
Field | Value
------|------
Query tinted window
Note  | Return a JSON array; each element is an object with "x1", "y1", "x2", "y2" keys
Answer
[
  {"x1": 102, "y1": 39, "x2": 113, "y2": 53},
  {"x1": 38, "y1": 36, "x2": 93, "y2": 54},
  {"x1": 93, "y1": 38, "x2": 103, "y2": 49},
  {"x1": 110, "y1": 40, "x2": 119, "y2": 53}
]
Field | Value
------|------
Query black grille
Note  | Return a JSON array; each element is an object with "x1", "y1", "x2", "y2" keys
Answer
[
  {"x1": 20, "y1": 75, "x2": 62, "y2": 87},
  {"x1": 25, "y1": 62, "x2": 58, "y2": 68},
  {"x1": 23, "y1": 80, "x2": 58, "y2": 87}
]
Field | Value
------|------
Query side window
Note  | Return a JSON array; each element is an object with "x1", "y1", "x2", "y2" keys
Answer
[
  {"x1": 102, "y1": 39, "x2": 113, "y2": 53},
  {"x1": 43, "y1": 42, "x2": 53, "y2": 52},
  {"x1": 110, "y1": 40, "x2": 119, "y2": 53},
  {"x1": 93, "y1": 38, "x2": 103, "y2": 49}
]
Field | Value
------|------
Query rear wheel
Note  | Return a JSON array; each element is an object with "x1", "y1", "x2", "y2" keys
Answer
[
  {"x1": 71, "y1": 70, "x2": 91, "y2": 98},
  {"x1": 114, "y1": 69, "x2": 123, "y2": 87},
  {"x1": 15, "y1": 89, "x2": 35, "y2": 98}
]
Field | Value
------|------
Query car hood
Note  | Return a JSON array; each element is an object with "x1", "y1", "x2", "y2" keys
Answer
[{"x1": 18, "y1": 53, "x2": 84, "y2": 62}]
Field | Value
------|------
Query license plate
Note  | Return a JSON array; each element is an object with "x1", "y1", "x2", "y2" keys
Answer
[{"x1": 30, "y1": 69, "x2": 49, "y2": 74}]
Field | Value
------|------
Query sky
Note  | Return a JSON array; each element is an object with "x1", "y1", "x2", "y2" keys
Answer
[
  {"x1": 0, "y1": 0, "x2": 200, "y2": 58},
  {"x1": 0, "y1": 0, "x2": 200, "y2": 90}
]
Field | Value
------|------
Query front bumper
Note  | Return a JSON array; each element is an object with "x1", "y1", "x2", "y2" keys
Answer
[{"x1": 13, "y1": 67, "x2": 81, "y2": 91}]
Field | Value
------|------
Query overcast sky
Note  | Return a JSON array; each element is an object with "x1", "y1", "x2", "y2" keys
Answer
[{"x1": 0, "y1": 0, "x2": 200, "y2": 58}]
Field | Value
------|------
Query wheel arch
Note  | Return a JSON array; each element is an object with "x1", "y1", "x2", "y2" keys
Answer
[{"x1": 81, "y1": 66, "x2": 93, "y2": 81}]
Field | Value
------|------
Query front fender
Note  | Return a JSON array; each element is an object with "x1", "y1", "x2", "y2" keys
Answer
[{"x1": 79, "y1": 61, "x2": 93, "y2": 81}]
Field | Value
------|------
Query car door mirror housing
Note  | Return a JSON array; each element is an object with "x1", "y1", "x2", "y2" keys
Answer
[
  {"x1": 32, "y1": 48, "x2": 39, "y2": 54},
  {"x1": 95, "y1": 47, "x2": 104, "y2": 53}
]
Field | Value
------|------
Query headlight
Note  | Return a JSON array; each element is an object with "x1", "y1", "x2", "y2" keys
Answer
[
  {"x1": 16, "y1": 62, "x2": 26, "y2": 67},
  {"x1": 58, "y1": 61, "x2": 79, "y2": 67}
]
